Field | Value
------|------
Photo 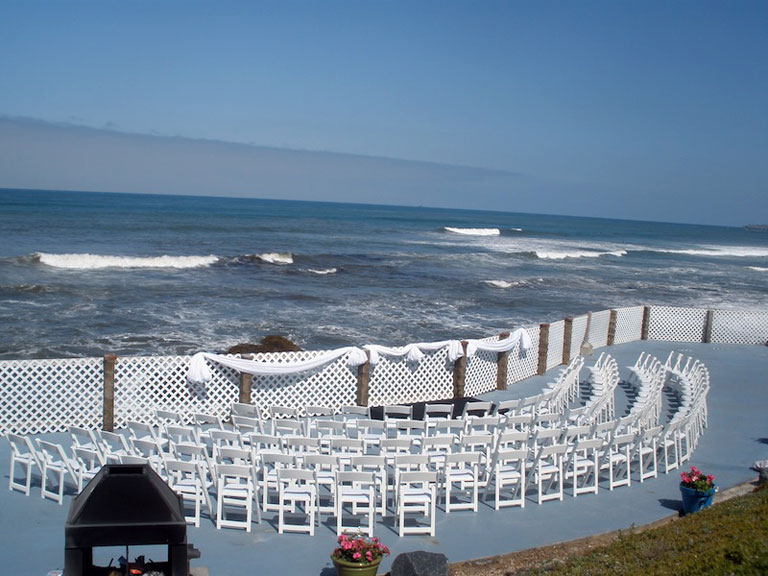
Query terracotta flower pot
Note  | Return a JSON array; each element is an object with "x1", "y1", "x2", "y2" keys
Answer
[{"x1": 331, "y1": 555, "x2": 382, "y2": 576}]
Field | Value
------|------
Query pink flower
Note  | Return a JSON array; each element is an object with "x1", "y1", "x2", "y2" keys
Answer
[
  {"x1": 707, "y1": 475, "x2": 714, "y2": 483},
  {"x1": 353, "y1": 552, "x2": 361, "y2": 560}
]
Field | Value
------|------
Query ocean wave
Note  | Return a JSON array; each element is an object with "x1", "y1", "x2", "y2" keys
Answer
[
  {"x1": 252, "y1": 252, "x2": 294, "y2": 265},
  {"x1": 307, "y1": 268, "x2": 338, "y2": 275},
  {"x1": 444, "y1": 227, "x2": 501, "y2": 236},
  {"x1": 484, "y1": 280, "x2": 516, "y2": 289},
  {"x1": 748, "y1": 266, "x2": 768, "y2": 272},
  {"x1": 649, "y1": 246, "x2": 768, "y2": 258},
  {"x1": 535, "y1": 249, "x2": 627, "y2": 260},
  {"x1": 35, "y1": 253, "x2": 219, "y2": 269}
]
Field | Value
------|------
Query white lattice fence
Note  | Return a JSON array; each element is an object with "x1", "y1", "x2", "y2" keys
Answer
[
  {"x1": 648, "y1": 306, "x2": 708, "y2": 342},
  {"x1": 589, "y1": 309, "x2": 611, "y2": 348},
  {"x1": 368, "y1": 348, "x2": 453, "y2": 406},
  {"x1": 507, "y1": 325, "x2": 540, "y2": 385},
  {"x1": 711, "y1": 310, "x2": 768, "y2": 344},
  {"x1": 547, "y1": 320, "x2": 566, "y2": 371},
  {"x1": 248, "y1": 351, "x2": 358, "y2": 415},
  {"x1": 0, "y1": 357, "x2": 102, "y2": 435},
  {"x1": 114, "y1": 355, "x2": 239, "y2": 427},
  {"x1": 465, "y1": 344, "x2": 499, "y2": 398},
  {"x1": 569, "y1": 315, "x2": 589, "y2": 361},
  {"x1": 614, "y1": 306, "x2": 645, "y2": 344}
]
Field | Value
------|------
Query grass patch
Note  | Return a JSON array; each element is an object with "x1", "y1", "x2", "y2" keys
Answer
[{"x1": 522, "y1": 484, "x2": 768, "y2": 575}]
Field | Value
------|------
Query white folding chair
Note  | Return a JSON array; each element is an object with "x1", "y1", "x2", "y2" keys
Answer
[
  {"x1": 602, "y1": 433, "x2": 634, "y2": 490},
  {"x1": 536, "y1": 443, "x2": 568, "y2": 504},
  {"x1": 97, "y1": 430, "x2": 131, "y2": 464},
  {"x1": 397, "y1": 470, "x2": 438, "y2": 537},
  {"x1": 166, "y1": 459, "x2": 208, "y2": 527},
  {"x1": 336, "y1": 471, "x2": 376, "y2": 536},
  {"x1": 636, "y1": 425, "x2": 661, "y2": 483},
  {"x1": 443, "y1": 452, "x2": 481, "y2": 513},
  {"x1": 277, "y1": 468, "x2": 316, "y2": 535},
  {"x1": 384, "y1": 404, "x2": 413, "y2": 420},
  {"x1": 485, "y1": 448, "x2": 526, "y2": 509},
  {"x1": 261, "y1": 452, "x2": 295, "y2": 513},
  {"x1": 36, "y1": 440, "x2": 79, "y2": 505},
  {"x1": 216, "y1": 464, "x2": 254, "y2": 532},
  {"x1": 461, "y1": 400, "x2": 494, "y2": 418},
  {"x1": 566, "y1": 437, "x2": 602, "y2": 497},
  {"x1": 7, "y1": 433, "x2": 43, "y2": 496},
  {"x1": 303, "y1": 453, "x2": 340, "y2": 525},
  {"x1": 349, "y1": 455, "x2": 388, "y2": 518},
  {"x1": 72, "y1": 447, "x2": 101, "y2": 492},
  {"x1": 69, "y1": 426, "x2": 102, "y2": 460}
]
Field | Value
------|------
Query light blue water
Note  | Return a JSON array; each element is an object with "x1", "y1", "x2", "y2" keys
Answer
[{"x1": 1, "y1": 188, "x2": 766, "y2": 359}]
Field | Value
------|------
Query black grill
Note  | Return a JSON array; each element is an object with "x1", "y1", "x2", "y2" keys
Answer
[{"x1": 65, "y1": 464, "x2": 200, "y2": 576}]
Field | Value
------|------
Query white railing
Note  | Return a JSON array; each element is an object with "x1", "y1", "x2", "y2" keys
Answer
[{"x1": 1, "y1": 305, "x2": 766, "y2": 435}]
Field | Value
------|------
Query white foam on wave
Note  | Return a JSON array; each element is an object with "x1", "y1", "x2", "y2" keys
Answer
[
  {"x1": 485, "y1": 280, "x2": 515, "y2": 289},
  {"x1": 444, "y1": 227, "x2": 501, "y2": 236},
  {"x1": 535, "y1": 249, "x2": 627, "y2": 260},
  {"x1": 308, "y1": 268, "x2": 338, "y2": 275},
  {"x1": 255, "y1": 252, "x2": 294, "y2": 265},
  {"x1": 748, "y1": 266, "x2": 768, "y2": 272},
  {"x1": 36, "y1": 253, "x2": 218, "y2": 270},
  {"x1": 650, "y1": 246, "x2": 768, "y2": 258}
]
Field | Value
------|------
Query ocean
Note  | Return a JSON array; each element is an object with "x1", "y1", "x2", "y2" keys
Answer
[{"x1": 1, "y1": 188, "x2": 766, "y2": 360}]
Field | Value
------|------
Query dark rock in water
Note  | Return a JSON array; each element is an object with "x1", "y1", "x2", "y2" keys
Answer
[
  {"x1": 391, "y1": 551, "x2": 449, "y2": 576},
  {"x1": 226, "y1": 336, "x2": 302, "y2": 355}
]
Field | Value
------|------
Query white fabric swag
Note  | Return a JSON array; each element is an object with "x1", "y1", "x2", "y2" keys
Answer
[
  {"x1": 186, "y1": 346, "x2": 367, "y2": 384},
  {"x1": 186, "y1": 328, "x2": 532, "y2": 384}
]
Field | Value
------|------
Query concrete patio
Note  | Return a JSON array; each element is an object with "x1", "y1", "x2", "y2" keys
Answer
[{"x1": 2, "y1": 340, "x2": 766, "y2": 575}]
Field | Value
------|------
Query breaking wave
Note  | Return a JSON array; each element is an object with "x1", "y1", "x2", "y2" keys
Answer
[
  {"x1": 252, "y1": 252, "x2": 294, "y2": 265},
  {"x1": 444, "y1": 227, "x2": 501, "y2": 236},
  {"x1": 534, "y1": 249, "x2": 627, "y2": 260},
  {"x1": 307, "y1": 268, "x2": 338, "y2": 275},
  {"x1": 649, "y1": 246, "x2": 768, "y2": 258},
  {"x1": 34, "y1": 253, "x2": 219, "y2": 270}
]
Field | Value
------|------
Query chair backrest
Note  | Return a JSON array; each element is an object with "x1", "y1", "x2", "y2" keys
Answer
[
  {"x1": 193, "y1": 412, "x2": 224, "y2": 429},
  {"x1": 165, "y1": 458, "x2": 201, "y2": 479},
  {"x1": 339, "y1": 405, "x2": 370, "y2": 419},
  {"x1": 99, "y1": 430, "x2": 131, "y2": 455},
  {"x1": 305, "y1": 405, "x2": 334, "y2": 418},
  {"x1": 155, "y1": 409, "x2": 183, "y2": 427},
  {"x1": 337, "y1": 470, "x2": 375, "y2": 487},
  {"x1": 127, "y1": 420, "x2": 156, "y2": 440},
  {"x1": 380, "y1": 438, "x2": 412, "y2": 454},
  {"x1": 330, "y1": 438, "x2": 364, "y2": 453},
  {"x1": 445, "y1": 451, "x2": 481, "y2": 468},
  {"x1": 384, "y1": 405, "x2": 413, "y2": 419},
  {"x1": 210, "y1": 429, "x2": 242, "y2": 448},
  {"x1": 231, "y1": 402, "x2": 261, "y2": 419},
  {"x1": 495, "y1": 398, "x2": 522, "y2": 416},
  {"x1": 393, "y1": 453, "x2": 429, "y2": 471},
  {"x1": 217, "y1": 463, "x2": 253, "y2": 483},
  {"x1": 398, "y1": 470, "x2": 437, "y2": 486},
  {"x1": 270, "y1": 405, "x2": 299, "y2": 420},
  {"x1": 424, "y1": 403, "x2": 454, "y2": 419},
  {"x1": 462, "y1": 401, "x2": 493, "y2": 417},
  {"x1": 495, "y1": 430, "x2": 528, "y2": 451},
  {"x1": 232, "y1": 415, "x2": 262, "y2": 433},
  {"x1": 166, "y1": 425, "x2": 196, "y2": 444},
  {"x1": 216, "y1": 446, "x2": 252, "y2": 465},
  {"x1": 273, "y1": 419, "x2": 305, "y2": 436},
  {"x1": 303, "y1": 453, "x2": 339, "y2": 472},
  {"x1": 278, "y1": 467, "x2": 314, "y2": 484},
  {"x1": 8, "y1": 433, "x2": 42, "y2": 468},
  {"x1": 284, "y1": 436, "x2": 321, "y2": 453},
  {"x1": 349, "y1": 455, "x2": 387, "y2": 471},
  {"x1": 495, "y1": 448, "x2": 527, "y2": 466}
]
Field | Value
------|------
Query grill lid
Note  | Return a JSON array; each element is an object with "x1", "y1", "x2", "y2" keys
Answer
[{"x1": 66, "y1": 463, "x2": 187, "y2": 548}]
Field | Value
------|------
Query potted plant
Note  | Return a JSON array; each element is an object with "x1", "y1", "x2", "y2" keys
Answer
[
  {"x1": 679, "y1": 465, "x2": 717, "y2": 514},
  {"x1": 331, "y1": 532, "x2": 390, "y2": 576}
]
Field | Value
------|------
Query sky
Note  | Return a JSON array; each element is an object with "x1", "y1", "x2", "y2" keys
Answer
[{"x1": 0, "y1": 0, "x2": 767, "y2": 226}]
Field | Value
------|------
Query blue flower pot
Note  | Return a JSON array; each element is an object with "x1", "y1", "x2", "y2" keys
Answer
[{"x1": 680, "y1": 484, "x2": 716, "y2": 515}]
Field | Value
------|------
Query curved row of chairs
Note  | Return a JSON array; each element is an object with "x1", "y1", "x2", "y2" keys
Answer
[{"x1": 7, "y1": 351, "x2": 709, "y2": 539}]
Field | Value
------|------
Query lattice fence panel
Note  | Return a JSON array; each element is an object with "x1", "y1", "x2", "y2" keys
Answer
[
  {"x1": 368, "y1": 348, "x2": 453, "y2": 406},
  {"x1": 589, "y1": 309, "x2": 612, "y2": 349},
  {"x1": 711, "y1": 310, "x2": 768, "y2": 344},
  {"x1": 614, "y1": 306, "x2": 645, "y2": 344},
  {"x1": 114, "y1": 355, "x2": 239, "y2": 428},
  {"x1": 648, "y1": 306, "x2": 707, "y2": 342},
  {"x1": 547, "y1": 320, "x2": 566, "y2": 371},
  {"x1": 0, "y1": 357, "x2": 102, "y2": 435},
  {"x1": 465, "y1": 347, "x2": 500, "y2": 398},
  {"x1": 507, "y1": 325, "x2": 540, "y2": 386},
  {"x1": 569, "y1": 315, "x2": 589, "y2": 361},
  {"x1": 248, "y1": 350, "x2": 358, "y2": 415}
]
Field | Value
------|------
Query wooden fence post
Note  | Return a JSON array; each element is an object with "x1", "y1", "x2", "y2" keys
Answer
[
  {"x1": 607, "y1": 309, "x2": 618, "y2": 346},
  {"x1": 357, "y1": 351, "x2": 371, "y2": 407},
  {"x1": 103, "y1": 354, "x2": 116, "y2": 432},
  {"x1": 705, "y1": 309, "x2": 715, "y2": 343},
  {"x1": 240, "y1": 373, "x2": 253, "y2": 405},
  {"x1": 641, "y1": 306, "x2": 651, "y2": 340},
  {"x1": 562, "y1": 317, "x2": 573, "y2": 365},
  {"x1": 537, "y1": 323, "x2": 550, "y2": 375},
  {"x1": 453, "y1": 341, "x2": 468, "y2": 399},
  {"x1": 496, "y1": 332, "x2": 510, "y2": 391}
]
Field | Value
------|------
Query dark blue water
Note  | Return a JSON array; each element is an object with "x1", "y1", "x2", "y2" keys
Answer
[{"x1": 1, "y1": 188, "x2": 766, "y2": 359}]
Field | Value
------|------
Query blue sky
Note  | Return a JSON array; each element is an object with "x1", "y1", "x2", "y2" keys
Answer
[{"x1": 1, "y1": 0, "x2": 767, "y2": 225}]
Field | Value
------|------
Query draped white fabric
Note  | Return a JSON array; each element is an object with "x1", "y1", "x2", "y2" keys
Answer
[
  {"x1": 364, "y1": 340, "x2": 464, "y2": 366},
  {"x1": 465, "y1": 327, "x2": 532, "y2": 357},
  {"x1": 186, "y1": 346, "x2": 367, "y2": 384},
  {"x1": 185, "y1": 329, "x2": 530, "y2": 384}
]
